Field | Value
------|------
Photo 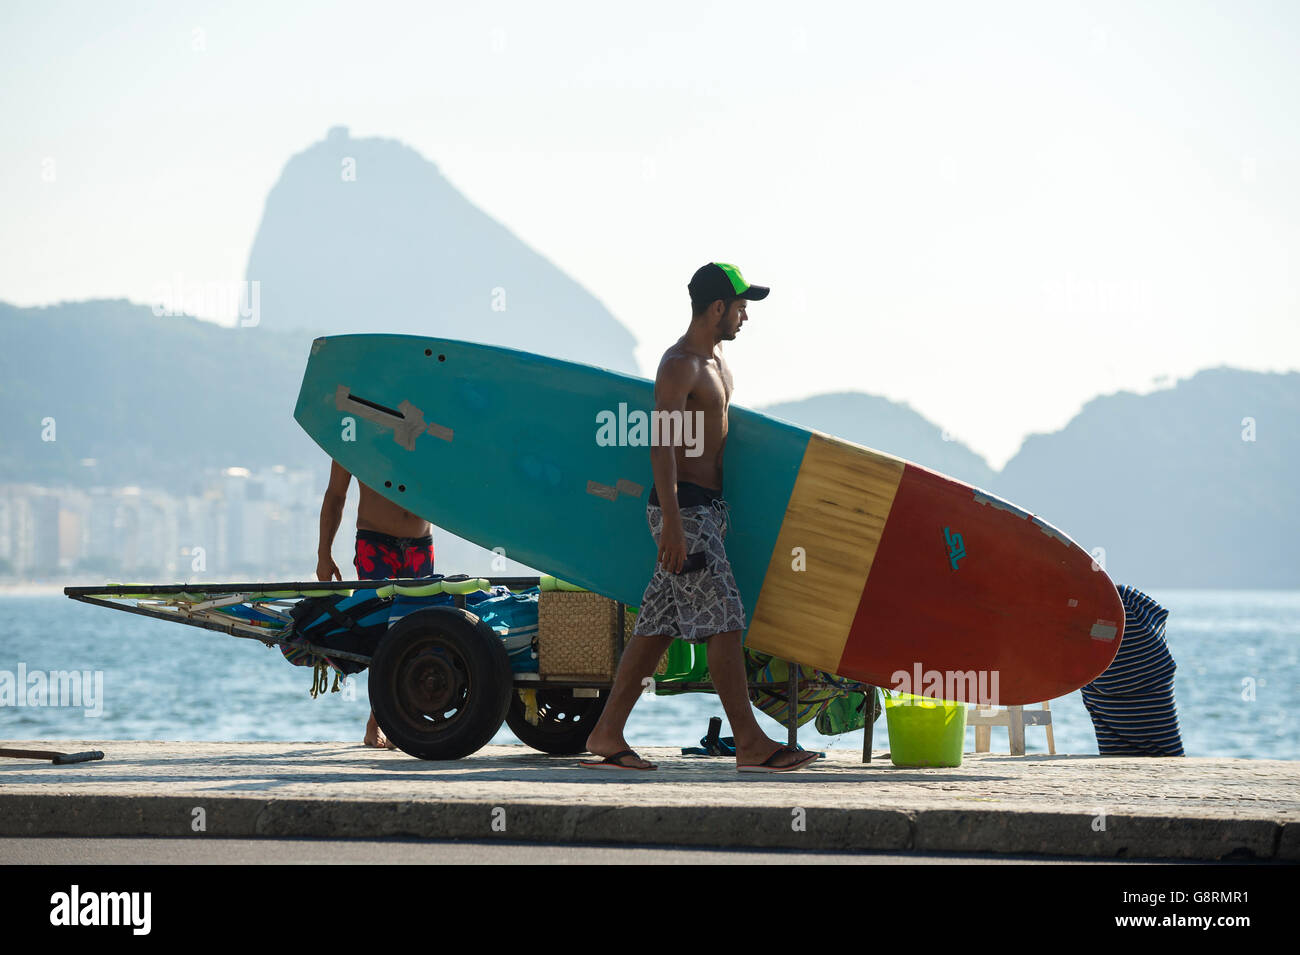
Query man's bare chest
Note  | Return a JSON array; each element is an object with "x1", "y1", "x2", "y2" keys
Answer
[{"x1": 688, "y1": 359, "x2": 732, "y2": 410}]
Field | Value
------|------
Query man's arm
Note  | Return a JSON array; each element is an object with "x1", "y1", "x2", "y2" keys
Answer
[
  {"x1": 650, "y1": 355, "x2": 697, "y2": 573},
  {"x1": 316, "y1": 460, "x2": 352, "y2": 581}
]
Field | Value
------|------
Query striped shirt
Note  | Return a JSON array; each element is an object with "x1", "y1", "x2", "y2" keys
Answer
[{"x1": 1080, "y1": 584, "x2": 1185, "y2": 756}]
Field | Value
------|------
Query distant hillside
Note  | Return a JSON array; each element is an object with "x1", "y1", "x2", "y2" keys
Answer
[
  {"x1": 993, "y1": 367, "x2": 1299, "y2": 588},
  {"x1": 244, "y1": 126, "x2": 638, "y2": 373},
  {"x1": 0, "y1": 300, "x2": 322, "y2": 489},
  {"x1": 0, "y1": 302, "x2": 998, "y2": 493},
  {"x1": 2, "y1": 300, "x2": 1295, "y2": 587},
  {"x1": 757, "y1": 393, "x2": 996, "y2": 488}
]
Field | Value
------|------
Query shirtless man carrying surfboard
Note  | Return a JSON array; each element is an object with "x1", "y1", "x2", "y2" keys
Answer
[{"x1": 583, "y1": 263, "x2": 819, "y2": 772}]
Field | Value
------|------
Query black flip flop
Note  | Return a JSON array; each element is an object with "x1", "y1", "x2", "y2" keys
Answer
[
  {"x1": 580, "y1": 749, "x2": 657, "y2": 771},
  {"x1": 737, "y1": 745, "x2": 820, "y2": 773}
]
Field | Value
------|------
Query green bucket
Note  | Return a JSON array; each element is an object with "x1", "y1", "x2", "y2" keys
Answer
[
  {"x1": 654, "y1": 638, "x2": 696, "y2": 681},
  {"x1": 884, "y1": 692, "x2": 967, "y2": 768}
]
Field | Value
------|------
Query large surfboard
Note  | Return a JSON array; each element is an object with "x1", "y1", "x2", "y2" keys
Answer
[{"x1": 295, "y1": 335, "x2": 1123, "y2": 704}]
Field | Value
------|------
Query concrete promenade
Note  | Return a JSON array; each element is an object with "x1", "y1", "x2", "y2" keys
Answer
[{"x1": 1, "y1": 741, "x2": 1295, "y2": 861}]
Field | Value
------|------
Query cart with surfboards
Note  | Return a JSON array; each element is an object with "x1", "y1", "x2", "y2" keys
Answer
[
  {"x1": 62, "y1": 330, "x2": 1124, "y2": 764},
  {"x1": 63, "y1": 575, "x2": 872, "y2": 761}
]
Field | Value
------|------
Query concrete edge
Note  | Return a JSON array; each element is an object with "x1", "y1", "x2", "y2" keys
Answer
[
  {"x1": 911, "y1": 808, "x2": 1285, "y2": 862},
  {"x1": 0, "y1": 794, "x2": 1289, "y2": 862}
]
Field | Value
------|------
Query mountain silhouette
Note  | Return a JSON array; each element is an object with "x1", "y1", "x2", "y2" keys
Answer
[
  {"x1": 993, "y1": 367, "x2": 1298, "y2": 588},
  {"x1": 0, "y1": 300, "x2": 320, "y2": 490},
  {"x1": 757, "y1": 392, "x2": 997, "y2": 488},
  {"x1": 243, "y1": 126, "x2": 638, "y2": 372},
  {"x1": 4, "y1": 302, "x2": 1295, "y2": 587}
]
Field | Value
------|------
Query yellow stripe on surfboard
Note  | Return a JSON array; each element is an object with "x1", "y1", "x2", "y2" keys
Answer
[{"x1": 746, "y1": 432, "x2": 906, "y2": 673}]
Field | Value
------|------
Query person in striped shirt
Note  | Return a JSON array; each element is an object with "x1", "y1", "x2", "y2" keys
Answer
[{"x1": 1082, "y1": 584, "x2": 1184, "y2": 756}]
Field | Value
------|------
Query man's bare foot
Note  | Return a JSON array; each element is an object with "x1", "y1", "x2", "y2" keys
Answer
[
  {"x1": 584, "y1": 731, "x2": 654, "y2": 770},
  {"x1": 364, "y1": 711, "x2": 397, "y2": 750}
]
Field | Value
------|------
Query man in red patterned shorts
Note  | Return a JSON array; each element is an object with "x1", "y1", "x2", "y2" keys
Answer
[{"x1": 316, "y1": 460, "x2": 436, "y2": 748}]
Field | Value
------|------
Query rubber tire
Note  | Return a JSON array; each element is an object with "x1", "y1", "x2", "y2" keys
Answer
[
  {"x1": 505, "y1": 687, "x2": 607, "y2": 755},
  {"x1": 368, "y1": 607, "x2": 512, "y2": 760}
]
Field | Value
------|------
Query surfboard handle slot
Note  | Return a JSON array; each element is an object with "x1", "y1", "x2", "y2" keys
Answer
[
  {"x1": 341, "y1": 391, "x2": 405, "y2": 419},
  {"x1": 333, "y1": 385, "x2": 431, "y2": 452}
]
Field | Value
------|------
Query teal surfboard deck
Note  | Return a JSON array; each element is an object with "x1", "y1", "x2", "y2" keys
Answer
[
  {"x1": 295, "y1": 334, "x2": 1123, "y2": 704},
  {"x1": 295, "y1": 334, "x2": 806, "y2": 607}
]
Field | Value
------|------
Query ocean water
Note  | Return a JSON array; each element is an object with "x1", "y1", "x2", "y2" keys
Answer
[{"x1": 0, "y1": 590, "x2": 1295, "y2": 760}]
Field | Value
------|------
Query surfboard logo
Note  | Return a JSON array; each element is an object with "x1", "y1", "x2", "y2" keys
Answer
[{"x1": 944, "y1": 526, "x2": 966, "y2": 570}]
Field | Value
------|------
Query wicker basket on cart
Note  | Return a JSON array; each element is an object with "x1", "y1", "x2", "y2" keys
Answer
[{"x1": 538, "y1": 591, "x2": 667, "y2": 680}]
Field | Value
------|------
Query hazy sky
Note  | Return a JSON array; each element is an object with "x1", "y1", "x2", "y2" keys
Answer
[{"x1": 2, "y1": 1, "x2": 1296, "y2": 467}]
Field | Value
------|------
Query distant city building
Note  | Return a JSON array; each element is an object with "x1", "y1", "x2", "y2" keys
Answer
[{"x1": 0, "y1": 465, "x2": 336, "y2": 582}]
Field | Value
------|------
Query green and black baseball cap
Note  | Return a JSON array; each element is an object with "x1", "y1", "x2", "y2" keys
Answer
[{"x1": 688, "y1": 262, "x2": 770, "y2": 306}]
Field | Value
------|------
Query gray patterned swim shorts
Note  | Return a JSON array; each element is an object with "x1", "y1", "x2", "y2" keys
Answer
[{"x1": 633, "y1": 497, "x2": 747, "y2": 643}]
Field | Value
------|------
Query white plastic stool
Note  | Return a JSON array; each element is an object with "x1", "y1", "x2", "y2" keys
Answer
[{"x1": 967, "y1": 702, "x2": 1056, "y2": 755}]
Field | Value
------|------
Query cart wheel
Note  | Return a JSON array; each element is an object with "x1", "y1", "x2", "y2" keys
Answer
[
  {"x1": 505, "y1": 687, "x2": 607, "y2": 755},
  {"x1": 368, "y1": 607, "x2": 512, "y2": 760}
]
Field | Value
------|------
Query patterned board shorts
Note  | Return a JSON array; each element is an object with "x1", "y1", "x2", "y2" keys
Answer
[
  {"x1": 354, "y1": 530, "x2": 436, "y2": 580},
  {"x1": 633, "y1": 499, "x2": 747, "y2": 643}
]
